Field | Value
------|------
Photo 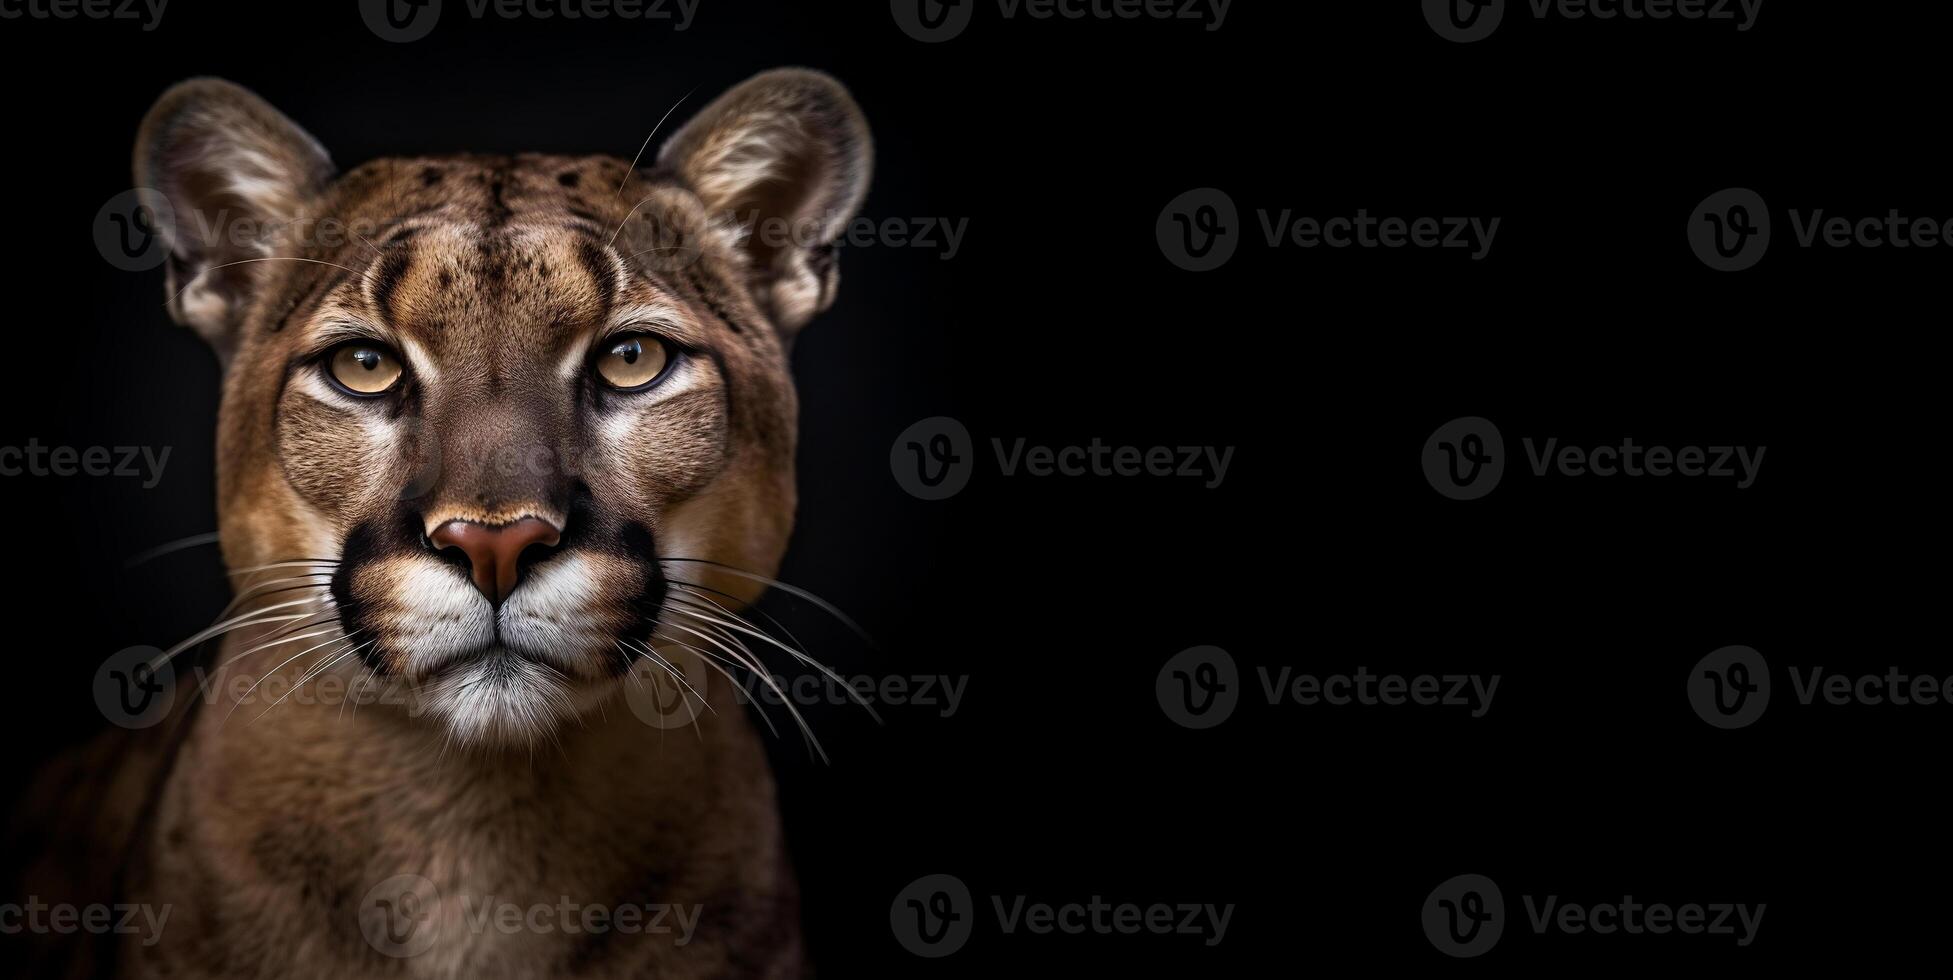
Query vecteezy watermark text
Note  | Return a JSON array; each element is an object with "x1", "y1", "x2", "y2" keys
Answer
[
  {"x1": 357, "y1": 873, "x2": 702, "y2": 958},
  {"x1": 1423, "y1": 874, "x2": 1764, "y2": 957},
  {"x1": 891, "y1": 0, "x2": 1231, "y2": 43},
  {"x1": 1690, "y1": 187, "x2": 1953, "y2": 271},
  {"x1": 1522, "y1": 437, "x2": 1763, "y2": 488},
  {"x1": 1423, "y1": 417, "x2": 1764, "y2": 500},
  {"x1": 1425, "y1": 0, "x2": 1764, "y2": 43},
  {"x1": 1688, "y1": 645, "x2": 1953, "y2": 729},
  {"x1": 736, "y1": 210, "x2": 970, "y2": 261},
  {"x1": 1256, "y1": 209, "x2": 1501, "y2": 260},
  {"x1": 729, "y1": 671, "x2": 968, "y2": 718},
  {"x1": 891, "y1": 417, "x2": 1235, "y2": 500},
  {"x1": 2, "y1": 440, "x2": 171, "y2": 488},
  {"x1": 993, "y1": 438, "x2": 1233, "y2": 487},
  {"x1": 1156, "y1": 647, "x2": 1500, "y2": 729},
  {"x1": 621, "y1": 652, "x2": 968, "y2": 731},
  {"x1": 890, "y1": 874, "x2": 1232, "y2": 958},
  {"x1": 0, "y1": 898, "x2": 171, "y2": 946},
  {"x1": 360, "y1": 0, "x2": 700, "y2": 43},
  {"x1": 460, "y1": 896, "x2": 700, "y2": 943},
  {"x1": 0, "y1": 0, "x2": 167, "y2": 30},
  {"x1": 1156, "y1": 189, "x2": 1500, "y2": 271}
]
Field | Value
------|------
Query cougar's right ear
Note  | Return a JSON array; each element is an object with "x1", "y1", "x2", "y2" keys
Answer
[
  {"x1": 134, "y1": 79, "x2": 335, "y2": 363},
  {"x1": 658, "y1": 68, "x2": 873, "y2": 338}
]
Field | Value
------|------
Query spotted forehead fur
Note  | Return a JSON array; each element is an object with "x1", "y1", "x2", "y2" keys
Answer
[{"x1": 272, "y1": 155, "x2": 770, "y2": 353}]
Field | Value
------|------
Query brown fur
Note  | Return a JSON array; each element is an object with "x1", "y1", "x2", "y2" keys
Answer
[{"x1": 8, "y1": 70, "x2": 870, "y2": 978}]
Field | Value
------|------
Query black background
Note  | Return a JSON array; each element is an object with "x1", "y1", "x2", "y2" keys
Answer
[{"x1": 0, "y1": 0, "x2": 1941, "y2": 972}]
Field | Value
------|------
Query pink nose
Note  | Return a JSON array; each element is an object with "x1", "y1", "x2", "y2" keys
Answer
[{"x1": 428, "y1": 517, "x2": 562, "y2": 604}]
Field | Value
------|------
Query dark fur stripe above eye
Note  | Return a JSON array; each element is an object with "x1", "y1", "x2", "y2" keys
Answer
[
  {"x1": 576, "y1": 238, "x2": 619, "y2": 313},
  {"x1": 381, "y1": 226, "x2": 422, "y2": 248},
  {"x1": 683, "y1": 264, "x2": 743, "y2": 335},
  {"x1": 274, "y1": 264, "x2": 337, "y2": 334},
  {"x1": 369, "y1": 247, "x2": 414, "y2": 324}
]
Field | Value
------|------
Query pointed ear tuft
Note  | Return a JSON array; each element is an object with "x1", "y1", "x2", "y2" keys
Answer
[
  {"x1": 134, "y1": 78, "x2": 334, "y2": 362},
  {"x1": 658, "y1": 68, "x2": 873, "y2": 336}
]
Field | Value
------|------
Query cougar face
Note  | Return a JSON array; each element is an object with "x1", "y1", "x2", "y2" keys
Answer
[{"x1": 136, "y1": 71, "x2": 871, "y2": 746}]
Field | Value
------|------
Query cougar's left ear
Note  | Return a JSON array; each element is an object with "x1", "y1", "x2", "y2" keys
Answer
[
  {"x1": 135, "y1": 78, "x2": 335, "y2": 364},
  {"x1": 659, "y1": 68, "x2": 873, "y2": 336}
]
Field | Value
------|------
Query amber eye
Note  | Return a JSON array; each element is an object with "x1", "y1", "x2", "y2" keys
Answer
[
  {"x1": 594, "y1": 335, "x2": 672, "y2": 391},
  {"x1": 326, "y1": 343, "x2": 404, "y2": 396}
]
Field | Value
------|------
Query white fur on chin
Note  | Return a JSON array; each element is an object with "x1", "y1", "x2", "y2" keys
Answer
[{"x1": 421, "y1": 653, "x2": 577, "y2": 749}]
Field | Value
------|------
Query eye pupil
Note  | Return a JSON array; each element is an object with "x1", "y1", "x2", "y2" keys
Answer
[
  {"x1": 595, "y1": 335, "x2": 670, "y2": 391},
  {"x1": 327, "y1": 343, "x2": 403, "y2": 396}
]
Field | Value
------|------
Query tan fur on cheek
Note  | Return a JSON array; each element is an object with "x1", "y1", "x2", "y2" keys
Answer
[
  {"x1": 274, "y1": 379, "x2": 408, "y2": 524},
  {"x1": 588, "y1": 384, "x2": 732, "y2": 514}
]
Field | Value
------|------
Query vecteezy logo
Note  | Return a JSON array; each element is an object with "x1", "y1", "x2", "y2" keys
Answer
[
  {"x1": 358, "y1": 873, "x2": 442, "y2": 958},
  {"x1": 93, "y1": 189, "x2": 175, "y2": 272},
  {"x1": 93, "y1": 646, "x2": 173, "y2": 729},
  {"x1": 360, "y1": 0, "x2": 443, "y2": 43},
  {"x1": 891, "y1": 0, "x2": 974, "y2": 42},
  {"x1": 891, "y1": 874, "x2": 974, "y2": 958},
  {"x1": 1423, "y1": 0, "x2": 1505, "y2": 42},
  {"x1": 622, "y1": 648, "x2": 712, "y2": 730},
  {"x1": 1422, "y1": 417, "x2": 1505, "y2": 500},
  {"x1": 1156, "y1": 646, "x2": 1240, "y2": 729},
  {"x1": 1157, "y1": 188, "x2": 1240, "y2": 272},
  {"x1": 891, "y1": 417, "x2": 975, "y2": 500},
  {"x1": 1688, "y1": 188, "x2": 1771, "y2": 272},
  {"x1": 1687, "y1": 645, "x2": 1770, "y2": 729},
  {"x1": 1422, "y1": 874, "x2": 1504, "y2": 957},
  {"x1": 395, "y1": 414, "x2": 444, "y2": 501}
]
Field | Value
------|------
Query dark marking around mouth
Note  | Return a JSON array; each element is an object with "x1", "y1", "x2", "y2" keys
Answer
[
  {"x1": 334, "y1": 495, "x2": 673, "y2": 683},
  {"x1": 331, "y1": 522, "x2": 390, "y2": 673},
  {"x1": 614, "y1": 521, "x2": 671, "y2": 678}
]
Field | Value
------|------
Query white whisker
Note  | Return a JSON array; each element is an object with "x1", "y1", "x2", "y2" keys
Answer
[{"x1": 616, "y1": 87, "x2": 698, "y2": 195}]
